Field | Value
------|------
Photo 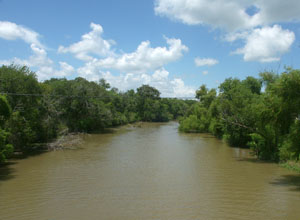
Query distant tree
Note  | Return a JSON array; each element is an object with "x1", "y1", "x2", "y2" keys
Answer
[
  {"x1": 137, "y1": 85, "x2": 161, "y2": 121},
  {"x1": 137, "y1": 84, "x2": 160, "y2": 99},
  {"x1": 259, "y1": 71, "x2": 279, "y2": 88},
  {"x1": 99, "y1": 78, "x2": 110, "y2": 89},
  {"x1": 195, "y1": 85, "x2": 208, "y2": 101},
  {"x1": 242, "y1": 76, "x2": 262, "y2": 94}
]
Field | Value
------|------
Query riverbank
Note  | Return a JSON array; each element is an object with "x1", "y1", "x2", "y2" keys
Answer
[
  {"x1": 280, "y1": 161, "x2": 300, "y2": 173},
  {"x1": 3, "y1": 121, "x2": 300, "y2": 175},
  {"x1": 0, "y1": 122, "x2": 152, "y2": 165},
  {"x1": 47, "y1": 132, "x2": 84, "y2": 150},
  {"x1": 46, "y1": 122, "x2": 145, "y2": 151}
]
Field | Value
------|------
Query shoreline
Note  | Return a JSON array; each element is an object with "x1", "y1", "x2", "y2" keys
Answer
[
  {"x1": 3, "y1": 121, "x2": 300, "y2": 174},
  {"x1": 46, "y1": 132, "x2": 85, "y2": 151}
]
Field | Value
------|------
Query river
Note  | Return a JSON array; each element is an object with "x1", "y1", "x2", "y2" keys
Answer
[{"x1": 1, "y1": 122, "x2": 300, "y2": 219}]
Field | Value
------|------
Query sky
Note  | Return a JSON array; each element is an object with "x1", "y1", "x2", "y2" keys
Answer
[{"x1": 0, "y1": 0, "x2": 300, "y2": 97}]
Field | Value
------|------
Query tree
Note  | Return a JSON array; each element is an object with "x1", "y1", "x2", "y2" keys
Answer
[
  {"x1": 0, "y1": 95, "x2": 11, "y2": 126},
  {"x1": 242, "y1": 76, "x2": 262, "y2": 94},
  {"x1": 179, "y1": 103, "x2": 209, "y2": 133},
  {"x1": 137, "y1": 84, "x2": 160, "y2": 99},
  {"x1": 99, "y1": 78, "x2": 110, "y2": 89},
  {"x1": 0, "y1": 95, "x2": 12, "y2": 162},
  {"x1": 195, "y1": 85, "x2": 208, "y2": 101},
  {"x1": 137, "y1": 85, "x2": 161, "y2": 121},
  {"x1": 195, "y1": 85, "x2": 217, "y2": 110},
  {"x1": 0, "y1": 65, "x2": 50, "y2": 152},
  {"x1": 259, "y1": 71, "x2": 278, "y2": 88}
]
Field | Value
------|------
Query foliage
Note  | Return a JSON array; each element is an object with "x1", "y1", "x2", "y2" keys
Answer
[
  {"x1": 0, "y1": 65, "x2": 192, "y2": 160},
  {"x1": 179, "y1": 68, "x2": 300, "y2": 162},
  {"x1": 280, "y1": 161, "x2": 300, "y2": 173},
  {"x1": 2, "y1": 64, "x2": 300, "y2": 165},
  {"x1": 279, "y1": 120, "x2": 300, "y2": 161},
  {"x1": 179, "y1": 85, "x2": 216, "y2": 133},
  {"x1": 0, "y1": 129, "x2": 13, "y2": 163},
  {"x1": 0, "y1": 95, "x2": 12, "y2": 162}
]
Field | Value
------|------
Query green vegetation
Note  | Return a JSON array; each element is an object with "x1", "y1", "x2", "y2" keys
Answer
[
  {"x1": 179, "y1": 68, "x2": 300, "y2": 166},
  {"x1": 1, "y1": 64, "x2": 300, "y2": 169},
  {"x1": 280, "y1": 161, "x2": 300, "y2": 173},
  {"x1": 0, "y1": 95, "x2": 13, "y2": 162},
  {"x1": 0, "y1": 65, "x2": 192, "y2": 162}
]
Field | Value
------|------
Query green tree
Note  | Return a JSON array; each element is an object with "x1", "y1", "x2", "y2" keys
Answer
[
  {"x1": 0, "y1": 95, "x2": 12, "y2": 162},
  {"x1": 137, "y1": 85, "x2": 162, "y2": 121},
  {"x1": 0, "y1": 65, "x2": 52, "y2": 152}
]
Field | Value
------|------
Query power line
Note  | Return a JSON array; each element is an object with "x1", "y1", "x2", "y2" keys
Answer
[
  {"x1": 0, "y1": 92, "x2": 112, "y2": 99},
  {"x1": 0, "y1": 92, "x2": 195, "y2": 100}
]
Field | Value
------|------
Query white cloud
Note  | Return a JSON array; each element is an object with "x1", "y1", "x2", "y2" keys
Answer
[
  {"x1": 170, "y1": 78, "x2": 195, "y2": 97},
  {"x1": 74, "y1": 35, "x2": 190, "y2": 97},
  {"x1": 0, "y1": 21, "x2": 76, "y2": 80},
  {"x1": 233, "y1": 25, "x2": 295, "y2": 62},
  {"x1": 29, "y1": 44, "x2": 53, "y2": 67},
  {"x1": 155, "y1": 1, "x2": 298, "y2": 62},
  {"x1": 0, "y1": 21, "x2": 193, "y2": 97},
  {"x1": 0, "y1": 21, "x2": 43, "y2": 48},
  {"x1": 77, "y1": 59, "x2": 101, "y2": 82},
  {"x1": 58, "y1": 23, "x2": 114, "y2": 61},
  {"x1": 154, "y1": 0, "x2": 300, "y2": 31},
  {"x1": 202, "y1": 70, "x2": 209, "y2": 75},
  {"x1": 195, "y1": 57, "x2": 218, "y2": 67},
  {"x1": 0, "y1": 43, "x2": 74, "y2": 80},
  {"x1": 154, "y1": 0, "x2": 260, "y2": 31},
  {"x1": 55, "y1": 62, "x2": 75, "y2": 77},
  {"x1": 96, "y1": 37, "x2": 188, "y2": 73},
  {"x1": 255, "y1": 0, "x2": 300, "y2": 25},
  {"x1": 78, "y1": 67, "x2": 195, "y2": 97},
  {"x1": 152, "y1": 68, "x2": 169, "y2": 81},
  {"x1": 0, "y1": 44, "x2": 53, "y2": 79},
  {"x1": 224, "y1": 31, "x2": 250, "y2": 42}
]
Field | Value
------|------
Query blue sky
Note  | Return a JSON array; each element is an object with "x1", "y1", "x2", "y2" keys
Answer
[{"x1": 0, "y1": 0, "x2": 300, "y2": 97}]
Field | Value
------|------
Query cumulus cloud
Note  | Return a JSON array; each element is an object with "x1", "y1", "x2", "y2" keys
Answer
[
  {"x1": 93, "y1": 68, "x2": 195, "y2": 97},
  {"x1": 0, "y1": 43, "x2": 74, "y2": 80},
  {"x1": 152, "y1": 68, "x2": 169, "y2": 81},
  {"x1": 154, "y1": 0, "x2": 300, "y2": 31},
  {"x1": 96, "y1": 37, "x2": 188, "y2": 73},
  {"x1": 1, "y1": 21, "x2": 193, "y2": 97},
  {"x1": 77, "y1": 60, "x2": 195, "y2": 97},
  {"x1": 154, "y1": 0, "x2": 260, "y2": 31},
  {"x1": 0, "y1": 21, "x2": 76, "y2": 80},
  {"x1": 74, "y1": 35, "x2": 191, "y2": 96},
  {"x1": 232, "y1": 25, "x2": 295, "y2": 62},
  {"x1": 58, "y1": 23, "x2": 114, "y2": 61},
  {"x1": 255, "y1": 0, "x2": 300, "y2": 25},
  {"x1": 62, "y1": 27, "x2": 191, "y2": 96},
  {"x1": 0, "y1": 44, "x2": 53, "y2": 78},
  {"x1": 224, "y1": 31, "x2": 250, "y2": 42},
  {"x1": 170, "y1": 78, "x2": 195, "y2": 97},
  {"x1": 55, "y1": 62, "x2": 75, "y2": 77},
  {"x1": 0, "y1": 21, "x2": 43, "y2": 47},
  {"x1": 77, "y1": 59, "x2": 102, "y2": 82},
  {"x1": 195, "y1": 57, "x2": 218, "y2": 67},
  {"x1": 154, "y1": 1, "x2": 298, "y2": 62}
]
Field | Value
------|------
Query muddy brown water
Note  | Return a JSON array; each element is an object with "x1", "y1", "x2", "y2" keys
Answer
[{"x1": 1, "y1": 122, "x2": 300, "y2": 220}]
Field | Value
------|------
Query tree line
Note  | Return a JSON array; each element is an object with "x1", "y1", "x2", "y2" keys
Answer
[
  {"x1": 179, "y1": 67, "x2": 300, "y2": 163},
  {"x1": 1, "y1": 65, "x2": 299, "y2": 166},
  {"x1": 0, "y1": 65, "x2": 194, "y2": 162}
]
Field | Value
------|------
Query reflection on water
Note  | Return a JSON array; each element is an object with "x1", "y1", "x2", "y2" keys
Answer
[{"x1": 1, "y1": 122, "x2": 300, "y2": 220}]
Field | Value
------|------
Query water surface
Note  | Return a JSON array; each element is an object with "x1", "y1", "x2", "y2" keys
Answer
[{"x1": 1, "y1": 122, "x2": 300, "y2": 219}]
